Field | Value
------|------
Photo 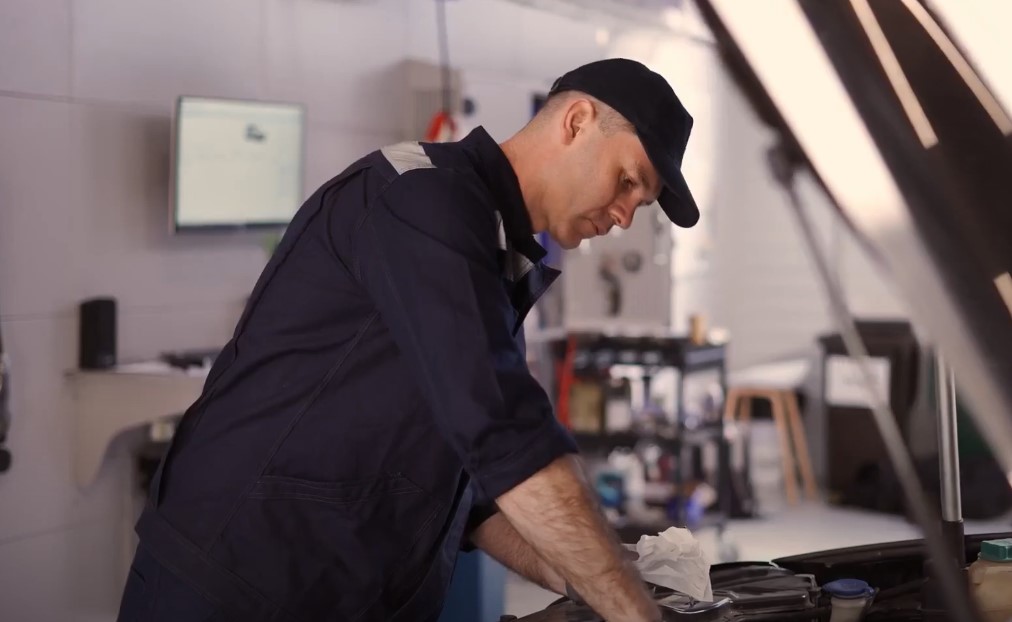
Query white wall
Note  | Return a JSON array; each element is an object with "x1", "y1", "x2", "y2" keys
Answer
[{"x1": 0, "y1": 1, "x2": 607, "y2": 620}]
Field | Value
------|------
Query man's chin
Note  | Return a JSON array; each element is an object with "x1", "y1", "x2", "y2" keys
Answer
[
  {"x1": 556, "y1": 237, "x2": 582, "y2": 251},
  {"x1": 544, "y1": 227, "x2": 585, "y2": 250}
]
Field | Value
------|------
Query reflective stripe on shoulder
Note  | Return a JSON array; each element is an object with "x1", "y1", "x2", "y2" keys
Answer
[
  {"x1": 380, "y1": 142, "x2": 435, "y2": 175},
  {"x1": 379, "y1": 144, "x2": 535, "y2": 282}
]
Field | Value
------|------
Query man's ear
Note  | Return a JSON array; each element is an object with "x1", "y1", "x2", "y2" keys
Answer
[{"x1": 561, "y1": 98, "x2": 595, "y2": 145}]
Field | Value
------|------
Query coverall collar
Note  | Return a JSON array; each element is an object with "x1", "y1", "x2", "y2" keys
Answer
[{"x1": 459, "y1": 127, "x2": 548, "y2": 264}]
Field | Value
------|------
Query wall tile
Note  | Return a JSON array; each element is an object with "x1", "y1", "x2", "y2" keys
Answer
[
  {"x1": 517, "y1": 4, "x2": 605, "y2": 79},
  {"x1": 72, "y1": 0, "x2": 263, "y2": 105},
  {"x1": 0, "y1": 96, "x2": 77, "y2": 317},
  {"x1": 406, "y1": 0, "x2": 524, "y2": 76},
  {"x1": 116, "y1": 302, "x2": 244, "y2": 361},
  {"x1": 0, "y1": 316, "x2": 133, "y2": 539},
  {"x1": 0, "y1": 0, "x2": 71, "y2": 97},
  {"x1": 263, "y1": 0, "x2": 406, "y2": 133},
  {"x1": 0, "y1": 515, "x2": 127, "y2": 622},
  {"x1": 303, "y1": 124, "x2": 395, "y2": 194}
]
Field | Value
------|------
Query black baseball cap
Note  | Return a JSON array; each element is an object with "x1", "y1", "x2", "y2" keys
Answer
[{"x1": 548, "y1": 58, "x2": 699, "y2": 228}]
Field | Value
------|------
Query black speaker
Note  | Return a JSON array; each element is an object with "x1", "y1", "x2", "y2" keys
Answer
[{"x1": 79, "y1": 297, "x2": 117, "y2": 370}]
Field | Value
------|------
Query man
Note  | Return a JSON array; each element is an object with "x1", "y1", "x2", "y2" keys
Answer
[{"x1": 118, "y1": 58, "x2": 699, "y2": 622}]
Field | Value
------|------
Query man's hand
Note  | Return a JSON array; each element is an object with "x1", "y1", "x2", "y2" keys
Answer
[{"x1": 496, "y1": 455, "x2": 660, "y2": 622}]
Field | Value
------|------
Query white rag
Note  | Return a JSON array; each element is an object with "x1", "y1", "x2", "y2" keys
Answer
[{"x1": 630, "y1": 527, "x2": 713, "y2": 601}]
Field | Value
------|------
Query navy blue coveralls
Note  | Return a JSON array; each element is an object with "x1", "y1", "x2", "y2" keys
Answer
[{"x1": 120, "y1": 127, "x2": 578, "y2": 622}]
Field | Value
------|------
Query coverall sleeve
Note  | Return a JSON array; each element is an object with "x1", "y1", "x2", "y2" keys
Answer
[
  {"x1": 352, "y1": 169, "x2": 578, "y2": 505},
  {"x1": 460, "y1": 502, "x2": 500, "y2": 552}
]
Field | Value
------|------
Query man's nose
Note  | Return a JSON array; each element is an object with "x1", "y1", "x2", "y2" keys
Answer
[{"x1": 609, "y1": 200, "x2": 636, "y2": 230}]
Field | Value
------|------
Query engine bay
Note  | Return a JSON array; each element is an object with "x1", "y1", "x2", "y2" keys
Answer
[{"x1": 510, "y1": 532, "x2": 1011, "y2": 621}]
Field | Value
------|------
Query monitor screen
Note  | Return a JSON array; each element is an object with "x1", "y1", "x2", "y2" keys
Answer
[{"x1": 172, "y1": 97, "x2": 305, "y2": 231}]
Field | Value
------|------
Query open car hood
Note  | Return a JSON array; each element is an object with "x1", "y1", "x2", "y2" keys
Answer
[{"x1": 691, "y1": 0, "x2": 1012, "y2": 476}]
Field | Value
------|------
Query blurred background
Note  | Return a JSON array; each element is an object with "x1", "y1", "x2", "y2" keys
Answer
[{"x1": 0, "y1": 0, "x2": 1009, "y2": 620}]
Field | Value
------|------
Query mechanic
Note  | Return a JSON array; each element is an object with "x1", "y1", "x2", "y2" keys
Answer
[{"x1": 117, "y1": 58, "x2": 699, "y2": 622}]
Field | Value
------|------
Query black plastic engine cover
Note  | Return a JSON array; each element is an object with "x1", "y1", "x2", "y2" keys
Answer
[{"x1": 513, "y1": 563, "x2": 820, "y2": 621}]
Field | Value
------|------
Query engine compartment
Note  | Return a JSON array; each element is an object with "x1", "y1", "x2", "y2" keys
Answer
[{"x1": 509, "y1": 532, "x2": 1011, "y2": 621}]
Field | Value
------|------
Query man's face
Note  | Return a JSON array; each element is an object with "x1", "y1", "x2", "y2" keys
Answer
[{"x1": 543, "y1": 123, "x2": 662, "y2": 250}]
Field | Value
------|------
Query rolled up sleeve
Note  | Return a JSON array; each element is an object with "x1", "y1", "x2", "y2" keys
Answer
[
  {"x1": 461, "y1": 501, "x2": 499, "y2": 552},
  {"x1": 352, "y1": 170, "x2": 577, "y2": 504}
]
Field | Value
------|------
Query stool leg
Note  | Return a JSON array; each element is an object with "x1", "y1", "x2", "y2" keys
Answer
[
  {"x1": 770, "y1": 392, "x2": 799, "y2": 506},
  {"x1": 740, "y1": 394, "x2": 752, "y2": 424},
  {"x1": 723, "y1": 388, "x2": 740, "y2": 422},
  {"x1": 784, "y1": 391, "x2": 819, "y2": 501}
]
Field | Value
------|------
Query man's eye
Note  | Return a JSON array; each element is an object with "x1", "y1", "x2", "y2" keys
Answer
[{"x1": 622, "y1": 177, "x2": 634, "y2": 190}]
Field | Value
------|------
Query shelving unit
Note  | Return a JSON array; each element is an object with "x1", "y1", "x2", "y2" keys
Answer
[{"x1": 545, "y1": 333, "x2": 747, "y2": 543}]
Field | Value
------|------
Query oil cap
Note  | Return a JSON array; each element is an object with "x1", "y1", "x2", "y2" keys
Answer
[
  {"x1": 980, "y1": 538, "x2": 1012, "y2": 562},
  {"x1": 824, "y1": 578, "x2": 874, "y2": 599}
]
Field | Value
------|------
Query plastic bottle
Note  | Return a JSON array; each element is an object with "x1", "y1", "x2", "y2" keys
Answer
[
  {"x1": 609, "y1": 448, "x2": 646, "y2": 519},
  {"x1": 969, "y1": 538, "x2": 1012, "y2": 622},
  {"x1": 823, "y1": 578, "x2": 873, "y2": 622}
]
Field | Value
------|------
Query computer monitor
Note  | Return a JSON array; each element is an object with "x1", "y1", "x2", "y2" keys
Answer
[{"x1": 171, "y1": 96, "x2": 305, "y2": 231}]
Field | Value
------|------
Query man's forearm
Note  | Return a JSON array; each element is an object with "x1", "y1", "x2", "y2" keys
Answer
[
  {"x1": 469, "y1": 512, "x2": 566, "y2": 595},
  {"x1": 496, "y1": 455, "x2": 659, "y2": 622}
]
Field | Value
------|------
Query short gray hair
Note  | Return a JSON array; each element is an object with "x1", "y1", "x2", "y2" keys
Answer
[{"x1": 533, "y1": 91, "x2": 634, "y2": 135}]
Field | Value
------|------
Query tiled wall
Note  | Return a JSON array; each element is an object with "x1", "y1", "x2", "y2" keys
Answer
[{"x1": 0, "y1": 1, "x2": 606, "y2": 619}]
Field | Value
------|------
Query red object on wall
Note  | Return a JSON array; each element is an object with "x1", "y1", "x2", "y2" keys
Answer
[{"x1": 424, "y1": 109, "x2": 457, "y2": 143}]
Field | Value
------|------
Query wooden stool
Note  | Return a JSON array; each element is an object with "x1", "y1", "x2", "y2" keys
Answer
[{"x1": 723, "y1": 386, "x2": 819, "y2": 505}]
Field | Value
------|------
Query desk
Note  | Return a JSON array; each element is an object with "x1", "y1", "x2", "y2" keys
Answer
[{"x1": 69, "y1": 361, "x2": 208, "y2": 488}]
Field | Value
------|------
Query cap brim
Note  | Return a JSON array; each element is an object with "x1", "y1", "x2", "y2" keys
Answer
[{"x1": 643, "y1": 140, "x2": 700, "y2": 228}]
